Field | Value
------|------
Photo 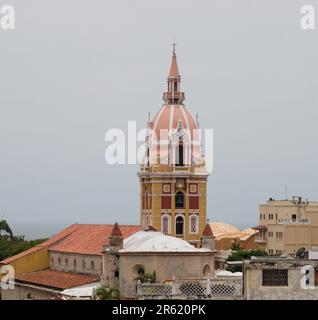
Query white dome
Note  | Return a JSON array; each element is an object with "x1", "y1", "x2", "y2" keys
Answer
[{"x1": 119, "y1": 231, "x2": 211, "y2": 253}]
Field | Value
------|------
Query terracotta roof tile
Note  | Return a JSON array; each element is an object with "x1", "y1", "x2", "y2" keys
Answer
[
  {"x1": 252, "y1": 225, "x2": 268, "y2": 230},
  {"x1": 0, "y1": 224, "x2": 141, "y2": 264},
  {"x1": 110, "y1": 223, "x2": 123, "y2": 237},
  {"x1": 202, "y1": 223, "x2": 214, "y2": 237},
  {"x1": 15, "y1": 269, "x2": 98, "y2": 290},
  {"x1": 49, "y1": 224, "x2": 141, "y2": 255}
]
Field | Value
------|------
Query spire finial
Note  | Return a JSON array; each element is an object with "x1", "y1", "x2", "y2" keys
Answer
[
  {"x1": 172, "y1": 42, "x2": 176, "y2": 55},
  {"x1": 168, "y1": 43, "x2": 180, "y2": 78}
]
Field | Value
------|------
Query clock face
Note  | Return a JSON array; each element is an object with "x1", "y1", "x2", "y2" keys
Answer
[
  {"x1": 163, "y1": 184, "x2": 171, "y2": 193},
  {"x1": 190, "y1": 184, "x2": 197, "y2": 193}
]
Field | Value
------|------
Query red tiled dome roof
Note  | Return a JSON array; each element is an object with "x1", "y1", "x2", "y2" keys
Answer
[{"x1": 152, "y1": 104, "x2": 198, "y2": 140}]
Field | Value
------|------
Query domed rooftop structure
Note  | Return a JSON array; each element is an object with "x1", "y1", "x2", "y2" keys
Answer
[
  {"x1": 209, "y1": 222, "x2": 240, "y2": 238},
  {"x1": 144, "y1": 46, "x2": 203, "y2": 166},
  {"x1": 151, "y1": 105, "x2": 199, "y2": 142},
  {"x1": 119, "y1": 230, "x2": 210, "y2": 253}
]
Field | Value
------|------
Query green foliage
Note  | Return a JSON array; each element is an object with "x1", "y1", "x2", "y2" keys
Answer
[
  {"x1": 230, "y1": 241, "x2": 241, "y2": 251},
  {"x1": 0, "y1": 237, "x2": 48, "y2": 261},
  {"x1": 226, "y1": 248, "x2": 268, "y2": 272},
  {"x1": 134, "y1": 270, "x2": 156, "y2": 283},
  {"x1": 0, "y1": 219, "x2": 48, "y2": 261},
  {"x1": 227, "y1": 248, "x2": 268, "y2": 262},
  {"x1": 0, "y1": 220, "x2": 13, "y2": 238},
  {"x1": 95, "y1": 287, "x2": 120, "y2": 300}
]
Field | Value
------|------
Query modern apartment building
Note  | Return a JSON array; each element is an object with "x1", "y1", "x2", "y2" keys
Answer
[{"x1": 253, "y1": 197, "x2": 318, "y2": 255}]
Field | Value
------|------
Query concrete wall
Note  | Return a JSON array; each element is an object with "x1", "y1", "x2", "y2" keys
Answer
[
  {"x1": 49, "y1": 252, "x2": 102, "y2": 275},
  {"x1": 1, "y1": 283, "x2": 58, "y2": 300},
  {"x1": 244, "y1": 259, "x2": 318, "y2": 300},
  {"x1": 119, "y1": 253, "x2": 214, "y2": 297},
  {"x1": 1, "y1": 247, "x2": 49, "y2": 276}
]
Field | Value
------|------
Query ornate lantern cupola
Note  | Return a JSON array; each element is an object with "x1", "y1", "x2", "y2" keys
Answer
[{"x1": 163, "y1": 44, "x2": 185, "y2": 105}]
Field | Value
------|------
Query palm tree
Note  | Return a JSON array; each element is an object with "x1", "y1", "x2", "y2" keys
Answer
[
  {"x1": 0, "y1": 219, "x2": 13, "y2": 239},
  {"x1": 134, "y1": 270, "x2": 156, "y2": 284},
  {"x1": 95, "y1": 287, "x2": 120, "y2": 300}
]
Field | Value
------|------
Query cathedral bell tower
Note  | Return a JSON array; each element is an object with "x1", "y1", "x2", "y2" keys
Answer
[{"x1": 138, "y1": 46, "x2": 208, "y2": 247}]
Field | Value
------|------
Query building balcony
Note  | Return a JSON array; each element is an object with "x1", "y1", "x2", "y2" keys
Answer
[
  {"x1": 173, "y1": 166, "x2": 191, "y2": 172},
  {"x1": 277, "y1": 219, "x2": 310, "y2": 225},
  {"x1": 162, "y1": 92, "x2": 185, "y2": 104}
]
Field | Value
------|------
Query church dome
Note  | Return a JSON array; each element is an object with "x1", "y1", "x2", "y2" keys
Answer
[
  {"x1": 119, "y1": 230, "x2": 210, "y2": 252},
  {"x1": 151, "y1": 104, "x2": 198, "y2": 141},
  {"x1": 144, "y1": 48, "x2": 202, "y2": 165}
]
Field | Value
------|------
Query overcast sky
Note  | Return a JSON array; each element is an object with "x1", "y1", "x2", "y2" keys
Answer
[{"x1": 1, "y1": 0, "x2": 318, "y2": 238}]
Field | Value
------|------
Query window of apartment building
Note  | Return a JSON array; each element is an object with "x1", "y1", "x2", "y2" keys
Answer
[
  {"x1": 268, "y1": 249, "x2": 273, "y2": 254},
  {"x1": 260, "y1": 214, "x2": 262, "y2": 220},
  {"x1": 276, "y1": 232, "x2": 283, "y2": 241},
  {"x1": 262, "y1": 269, "x2": 288, "y2": 286},
  {"x1": 268, "y1": 231, "x2": 273, "y2": 237},
  {"x1": 292, "y1": 214, "x2": 296, "y2": 222}
]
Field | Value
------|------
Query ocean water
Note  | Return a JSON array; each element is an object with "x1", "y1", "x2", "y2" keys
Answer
[{"x1": 8, "y1": 220, "x2": 255, "y2": 241}]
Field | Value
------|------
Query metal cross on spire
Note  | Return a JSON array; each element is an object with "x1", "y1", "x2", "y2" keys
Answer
[{"x1": 172, "y1": 42, "x2": 176, "y2": 55}]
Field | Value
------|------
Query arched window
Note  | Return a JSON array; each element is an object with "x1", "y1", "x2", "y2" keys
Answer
[
  {"x1": 73, "y1": 259, "x2": 77, "y2": 271},
  {"x1": 190, "y1": 214, "x2": 199, "y2": 234},
  {"x1": 203, "y1": 264, "x2": 211, "y2": 277},
  {"x1": 51, "y1": 257, "x2": 54, "y2": 266},
  {"x1": 161, "y1": 214, "x2": 171, "y2": 235},
  {"x1": 176, "y1": 215, "x2": 184, "y2": 235},
  {"x1": 91, "y1": 261, "x2": 95, "y2": 271},
  {"x1": 58, "y1": 257, "x2": 61, "y2": 265},
  {"x1": 174, "y1": 82, "x2": 178, "y2": 92},
  {"x1": 82, "y1": 260, "x2": 86, "y2": 270},
  {"x1": 133, "y1": 264, "x2": 145, "y2": 276},
  {"x1": 65, "y1": 258, "x2": 68, "y2": 267},
  {"x1": 175, "y1": 191, "x2": 185, "y2": 208}
]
